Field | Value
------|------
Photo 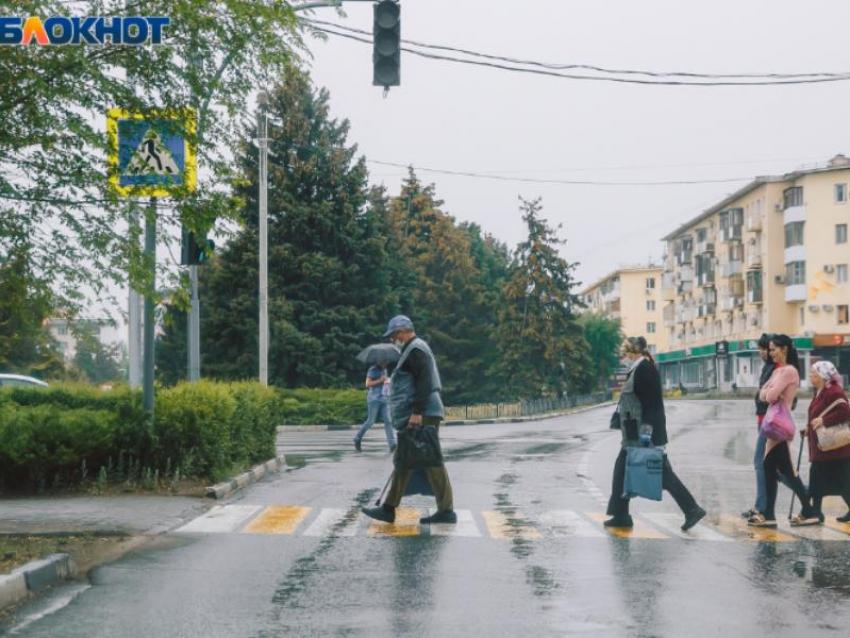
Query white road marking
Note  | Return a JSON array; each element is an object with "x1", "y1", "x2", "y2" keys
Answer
[
  {"x1": 540, "y1": 510, "x2": 608, "y2": 538},
  {"x1": 426, "y1": 509, "x2": 482, "y2": 537},
  {"x1": 303, "y1": 508, "x2": 360, "y2": 537},
  {"x1": 175, "y1": 505, "x2": 262, "y2": 534},
  {"x1": 642, "y1": 513, "x2": 733, "y2": 542}
]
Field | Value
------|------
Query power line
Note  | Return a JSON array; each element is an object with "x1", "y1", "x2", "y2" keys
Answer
[
  {"x1": 308, "y1": 19, "x2": 849, "y2": 81},
  {"x1": 366, "y1": 159, "x2": 751, "y2": 186},
  {"x1": 309, "y1": 22, "x2": 850, "y2": 87}
]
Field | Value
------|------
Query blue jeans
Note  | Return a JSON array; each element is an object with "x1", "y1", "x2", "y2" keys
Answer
[
  {"x1": 355, "y1": 400, "x2": 395, "y2": 448},
  {"x1": 754, "y1": 431, "x2": 793, "y2": 512}
]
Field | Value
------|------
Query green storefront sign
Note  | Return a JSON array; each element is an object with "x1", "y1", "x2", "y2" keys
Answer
[{"x1": 657, "y1": 337, "x2": 813, "y2": 363}]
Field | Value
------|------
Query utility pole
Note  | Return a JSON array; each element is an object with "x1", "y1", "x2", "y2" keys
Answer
[
  {"x1": 143, "y1": 199, "x2": 157, "y2": 414},
  {"x1": 126, "y1": 0, "x2": 142, "y2": 389},
  {"x1": 257, "y1": 91, "x2": 270, "y2": 386}
]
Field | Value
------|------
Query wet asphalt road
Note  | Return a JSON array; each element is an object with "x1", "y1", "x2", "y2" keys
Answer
[{"x1": 4, "y1": 400, "x2": 850, "y2": 637}]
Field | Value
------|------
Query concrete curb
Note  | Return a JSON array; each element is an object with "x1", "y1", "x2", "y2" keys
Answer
[
  {"x1": 276, "y1": 401, "x2": 615, "y2": 433},
  {"x1": 205, "y1": 457, "x2": 286, "y2": 500},
  {"x1": 0, "y1": 553, "x2": 77, "y2": 612}
]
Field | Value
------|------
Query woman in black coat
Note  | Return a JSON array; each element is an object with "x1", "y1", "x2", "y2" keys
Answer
[{"x1": 605, "y1": 337, "x2": 707, "y2": 531}]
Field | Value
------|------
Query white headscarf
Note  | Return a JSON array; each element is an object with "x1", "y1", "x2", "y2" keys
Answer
[{"x1": 812, "y1": 361, "x2": 843, "y2": 387}]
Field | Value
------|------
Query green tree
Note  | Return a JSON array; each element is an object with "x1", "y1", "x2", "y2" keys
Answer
[
  {"x1": 0, "y1": 246, "x2": 64, "y2": 378},
  {"x1": 72, "y1": 324, "x2": 122, "y2": 384},
  {"x1": 578, "y1": 313, "x2": 623, "y2": 390},
  {"x1": 171, "y1": 66, "x2": 396, "y2": 387},
  {"x1": 496, "y1": 198, "x2": 592, "y2": 398},
  {"x1": 1, "y1": 1, "x2": 303, "y2": 315}
]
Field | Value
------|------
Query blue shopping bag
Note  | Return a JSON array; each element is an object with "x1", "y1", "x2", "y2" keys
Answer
[{"x1": 623, "y1": 446, "x2": 663, "y2": 501}]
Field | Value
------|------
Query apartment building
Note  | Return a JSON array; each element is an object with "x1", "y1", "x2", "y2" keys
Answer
[
  {"x1": 658, "y1": 155, "x2": 850, "y2": 391},
  {"x1": 46, "y1": 318, "x2": 108, "y2": 363},
  {"x1": 580, "y1": 265, "x2": 669, "y2": 354}
]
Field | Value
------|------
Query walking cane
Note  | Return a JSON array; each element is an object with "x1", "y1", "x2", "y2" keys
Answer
[
  {"x1": 788, "y1": 430, "x2": 806, "y2": 519},
  {"x1": 375, "y1": 470, "x2": 394, "y2": 506}
]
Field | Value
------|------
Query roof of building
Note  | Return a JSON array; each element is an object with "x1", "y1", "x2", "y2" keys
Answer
[
  {"x1": 661, "y1": 155, "x2": 850, "y2": 241},
  {"x1": 580, "y1": 264, "x2": 663, "y2": 296}
]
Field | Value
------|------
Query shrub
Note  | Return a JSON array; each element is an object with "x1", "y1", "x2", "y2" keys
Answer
[{"x1": 277, "y1": 388, "x2": 364, "y2": 425}]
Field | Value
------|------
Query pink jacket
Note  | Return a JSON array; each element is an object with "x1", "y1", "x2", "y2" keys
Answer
[{"x1": 759, "y1": 363, "x2": 799, "y2": 411}]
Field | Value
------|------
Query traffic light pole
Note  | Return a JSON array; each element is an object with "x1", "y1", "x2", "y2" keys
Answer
[
  {"x1": 144, "y1": 198, "x2": 157, "y2": 415},
  {"x1": 189, "y1": 265, "x2": 200, "y2": 381}
]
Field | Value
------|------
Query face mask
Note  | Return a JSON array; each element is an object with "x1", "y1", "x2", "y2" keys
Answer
[
  {"x1": 393, "y1": 339, "x2": 405, "y2": 350},
  {"x1": 620, "y1": 356, "x2": 632, "y2": 368}
]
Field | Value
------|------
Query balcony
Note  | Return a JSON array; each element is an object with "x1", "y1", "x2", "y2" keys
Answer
[
  {"x1": 784, "y1": 246, "x2": 806, "y2": 265},
  {"x1": 677, "y1": 280, "x2": 694, "y2": 295},
  {"x1": 785, "y1": 284, "x2": 806, "y2": 303},
  {"x1": 720, "y1": 296, "x2": 744, "y2": 312},
  {"x1": 679, "y1": 265, "x2": 695, "y2": 282},
  {"x1": 783, "y1": 205, "x2": 806, "y2": 225},
  {"x1": 748, "y1": 289, "x2": 763, "y2": 304},
  {"x1": 697, "y1": 270, "x2": 716, "y2": 287},
  {"x1": 746, "y1": 213, "x2": 763, "y2": 232},
  {"x1": 747, "y1": 253, "x2": 762, "y2": 269},
  {"x1": 663, "y1": 304, "x2": 676, "y2": 328},
  {"x1": 722, "y1": 225, "x2": 743, "y2": 242},
  {"x1": 677, "y1": 251, "x2": 693, "y2": 266},
  {"x1": 695, "y1": 240, "x2": 715, "y2": 255},
  {"x1": 722, "y1": 260, "x2": 743, "y2": 278},
  {"x1": 698, "y1": 304, "x2": 717, "y2": 318}
]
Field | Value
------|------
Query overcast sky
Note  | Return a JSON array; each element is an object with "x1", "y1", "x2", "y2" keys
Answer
[{"x1": 302, "y1": 0, "x2": 850, "y2": 290}]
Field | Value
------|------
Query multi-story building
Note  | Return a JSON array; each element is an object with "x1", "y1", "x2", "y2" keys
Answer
[
  {"x1": 580, "y1": 265, "x2": 668, "y2": 355},
  {"x1": 46, "y1": 318, "x2": 108, "y2": 363},
  {"x1": 658, "y1": 155, "x2": 850, "y2": 391}
]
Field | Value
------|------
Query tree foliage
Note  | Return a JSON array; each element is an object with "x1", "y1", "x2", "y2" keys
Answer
[{"x1": 578, "y1": 313, "x2": 623, "y2": 390}]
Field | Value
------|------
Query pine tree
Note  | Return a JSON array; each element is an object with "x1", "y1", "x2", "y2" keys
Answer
[
  {"x1": 578, "y1": 313, "x2": 623, "y2": 390},
  {"x1": 496, "y1": 198, "x2": 593, "y2": 398}
]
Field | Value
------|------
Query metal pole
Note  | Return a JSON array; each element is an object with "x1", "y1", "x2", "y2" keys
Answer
[
  {"x1": 188, "y1": 265, "x2": 200, "y2": 380},
  {"x1": 143, "y1": 199, "x2": 157, "y2": 415},
  {"x1": 128, "y1": 221, "x2": 142, "y2": 388},
  {"x1": 258, "y1": 92, "x2": 270, "y2": 386}
]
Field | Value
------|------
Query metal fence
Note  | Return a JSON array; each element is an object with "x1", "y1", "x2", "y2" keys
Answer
[{"x1": 444, "y1": 391, "x2": 612, "y2": 421}]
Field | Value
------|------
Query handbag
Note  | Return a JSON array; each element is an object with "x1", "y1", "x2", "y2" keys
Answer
[
  {"x1": 622, "y1": 446, "x2": 663, "y2": 501},
  {"x1": 761, "y1": 401, "x2": 795, "y2": 442},
  {"x1": 610, "y1": 409, "x2": 621, "y2": 430},
  {"x1": 394, "y1": 423, "x2": 444, "y2": 470},
  {"x1": 814, "y1": 398, "x2": 850, "y2": 452}
]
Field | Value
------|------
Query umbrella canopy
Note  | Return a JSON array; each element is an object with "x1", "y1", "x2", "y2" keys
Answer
[{"x1": 356, "y1": 343, "x2": 401, "y2": 366}]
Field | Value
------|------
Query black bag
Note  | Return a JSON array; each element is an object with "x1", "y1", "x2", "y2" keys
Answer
[
  {"x1": 610, "y1": 409, "x2": 621, "y2": 430},
  {"x1": 394, "y1": 424, "x2": 444, "y2": 470}
]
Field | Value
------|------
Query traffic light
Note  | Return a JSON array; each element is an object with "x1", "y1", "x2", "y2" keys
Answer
[
  {"x1": 181, "y1": 226, "x2": 214, "y2": 265},
  {"x1": 373, "y1": 0, "x2": 400, "y2": 88}
]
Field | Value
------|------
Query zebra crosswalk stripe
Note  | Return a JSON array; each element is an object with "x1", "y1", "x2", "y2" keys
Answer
[
  {"x1": 481, "y1": 510, "x2": 542, "y2": 540},
  {"x1": 303, "y1": 508, "x2": 360, "y2": 537},
  {"x1": 242, "y1": 506, "x2": 311, "y2": 535},
  {"x1": 426, "y1": 509, "x2": 482, "y2": 537},
  {"x1": 585, "y1": 512, "x2": 669, "y2": 539},
  {"x1": 641, "y1": 513, "x2": 733, "y2": 542},
  {"x1": 539, "y1": 510, "x2": 607, "y2": 538},
  {"x1": 175, "y1": 505, "x2": 262, "y2": 534}
]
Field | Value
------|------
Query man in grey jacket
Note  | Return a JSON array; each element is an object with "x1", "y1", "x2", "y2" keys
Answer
[{"x1": 361, "y1": 315, "x2": 457, "y2": 525}]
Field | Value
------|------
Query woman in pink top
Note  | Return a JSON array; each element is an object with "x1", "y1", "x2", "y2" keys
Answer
[{"x1": 749, "y1": 335, "x2": 818, "y2": 527}]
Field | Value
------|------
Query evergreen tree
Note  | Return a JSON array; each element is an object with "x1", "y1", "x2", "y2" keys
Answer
[
  {"x1": 496, "y1": 198, "x2": 593, "y2": 398},
  {"x1": 578, "y1": 313, "x2": 623, "y2": 390}
]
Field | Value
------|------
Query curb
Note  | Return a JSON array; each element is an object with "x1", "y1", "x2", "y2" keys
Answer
[
  {"x1": 205, "y1": 457, "x2": 286, "y2": 500},
  {"x1": 276, "y1": 401, "x2": 615, "y2": 432},
  {"x1": 0, "y1": 553, "x2": 76, "y2": 612}
]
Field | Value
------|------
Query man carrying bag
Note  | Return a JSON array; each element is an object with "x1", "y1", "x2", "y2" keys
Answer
[{"x1": 361, "y1": 316, "x2": 457, "y2": 525}]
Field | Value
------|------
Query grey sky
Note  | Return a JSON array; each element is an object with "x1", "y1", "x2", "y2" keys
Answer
[{"x1": 303, "y1": 0, "x2": 850, "y2": 290}]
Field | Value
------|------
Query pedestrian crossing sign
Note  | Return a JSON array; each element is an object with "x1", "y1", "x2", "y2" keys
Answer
[{"x1": 107, "y1": 108, "x2": 197, "y2": 197}]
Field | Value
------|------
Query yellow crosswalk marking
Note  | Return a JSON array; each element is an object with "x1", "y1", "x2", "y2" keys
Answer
[
  {"x1": 368, "y1": 507, "x2": 422, "y2": 537},
  {"x1": 481, "y1": 510, "x2": 542, "y2": 540},
  {"x1": 242, "y1": 506, "x2": 311, "y2": 535},
  {"x1": 585, "y1": 512, "x2": 669, "y2": 539},
  {"x1": 713, "y1": 514, "x2": 797, "y2": 542}
]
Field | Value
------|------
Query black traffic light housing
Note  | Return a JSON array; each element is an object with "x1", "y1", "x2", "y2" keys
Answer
[
  {"x1": 373, "y1": 0, "x2": 400, "y2": 88},
  {"x1": 181, "y1": 226, "x2": 215, "y2": 265}
]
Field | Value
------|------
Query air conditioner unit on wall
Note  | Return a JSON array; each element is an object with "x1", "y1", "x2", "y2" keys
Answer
[
  {"x1": 824, "y1": 264, "x2": 835, "y2": 274},
  {"x1": 823, "y1": 304, "x2": 835, "y2": 312},
  {"x1": 774, "y1": 203, "x2": 783, "y2": 211},
  {"x1": 808, "y1": 305, "x2": 820, "y2": 313},
  {"x1": 775, "y1": 275, "x2": 785, "y2": 284}
]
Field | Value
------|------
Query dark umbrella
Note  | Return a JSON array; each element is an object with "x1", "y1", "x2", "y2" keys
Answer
[{"x1": 356, "y1": 343, "x2": 401, "y2": 366}]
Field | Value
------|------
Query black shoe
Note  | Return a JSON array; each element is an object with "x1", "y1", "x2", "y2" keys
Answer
[
  {"x1": 361, "y1": 505, "x2": 395, "y2": 523},
  {"x1": 354, "y1": 439, "x2": 362, "y2": 452},
  {"x1": 419, "y1": 510, "x2": 457, "y2": 525},
  {"x1": 603, "y1": 515, "x2": 633, "y2": 529},
  {"x1": 682, "y1": 506, "x2": 707, "y2": 532},
  {"x1": 741, "y1": 508, "x2": 757, "y2": 520},
  {"x1": 837, "y1": 512, "x2": 850, "y2": 523}
]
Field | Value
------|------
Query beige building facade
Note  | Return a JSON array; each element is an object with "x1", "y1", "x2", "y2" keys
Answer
[
  {"x1": 658, "y1": 155, "x2": 850, "y2": 390},
  {"x1": 580, "y1": 265, "x2": 669, "y2": 354}
]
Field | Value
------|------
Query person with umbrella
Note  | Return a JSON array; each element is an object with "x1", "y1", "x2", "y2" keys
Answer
[
  {"x1": 353, "y1": 344, "x2": 399, "y2": 453},
  {"x1": 361, "y1": 315, "x2": 457, "y2": 525}
]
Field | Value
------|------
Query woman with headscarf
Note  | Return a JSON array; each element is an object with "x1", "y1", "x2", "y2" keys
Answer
[
  {"x1": 804, "y1": 360, "x2": 850, "y2": 524},
  {"x1": 605, "y1": 336, "x2": 706, "y2": 531},
  {"x1": 750, "y1": 334, "x2": 818, "y2": 527}
]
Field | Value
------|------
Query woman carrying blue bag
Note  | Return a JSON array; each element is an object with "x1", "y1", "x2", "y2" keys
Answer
[{"x1": 605, "y1": 337, "x2": 707, "y2": 531}]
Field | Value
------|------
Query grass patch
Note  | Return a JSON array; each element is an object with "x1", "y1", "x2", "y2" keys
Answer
[{"x1": 0, "y1": 533, "x2": 128, "y2": 575}]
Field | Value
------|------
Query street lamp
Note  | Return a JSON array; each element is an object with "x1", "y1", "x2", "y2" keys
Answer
[{"x1": 257, "y1": 90, "x2": 270, "y2": 386}]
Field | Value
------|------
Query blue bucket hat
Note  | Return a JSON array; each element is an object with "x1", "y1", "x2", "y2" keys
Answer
[{"x1": 383, "y1": 315, "x2": 415, "y2": 338}]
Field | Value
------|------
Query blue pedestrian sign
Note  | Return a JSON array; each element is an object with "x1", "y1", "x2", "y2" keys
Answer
[{"x1": 107, "y1": 108, "x2": 197, "y2": 197}]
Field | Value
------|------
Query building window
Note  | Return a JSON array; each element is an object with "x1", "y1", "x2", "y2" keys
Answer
[
  {"x1": 647, "y1": 300, "x2": 656, "y2": 311},
  {"x1": 647, "y1": 322, "x2": 657, "y2": 334},
  {"x1": 786, "y1": 261, "x2": 806, "y2": 286},
  {"x1": 839, "y1": 305, "x2": 849, "y2": 325},
  {"x1": 838, "y1": 264, "x2": 849, "y2": 283},
  {"x1": 783, "y1": 186, "x2": 803, "y2": 209},
  {"x1": 837, "y1": 184, "x2": 848, "y2": 203},
  {"x1": 648, "y1": 345, "x2": 657, "y2": 355},
  {"x1": 837, "y1": 224, "x2": 848, "y2": 244},
  {"x1": 646, "y1": 277, "x2": 656, "y2": 289},
  {"x1": 784, "y1": 222, "x2": 805, "y2": 248}
]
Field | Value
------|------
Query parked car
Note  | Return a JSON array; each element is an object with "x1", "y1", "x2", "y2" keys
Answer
[{"x1": 0, "y1": 374, "x2": 49, "y2": 388}]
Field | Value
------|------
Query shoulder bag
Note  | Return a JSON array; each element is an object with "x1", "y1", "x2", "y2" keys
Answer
[{"x1": 814, "y1": 398, "x2": 850, "y2": 452}]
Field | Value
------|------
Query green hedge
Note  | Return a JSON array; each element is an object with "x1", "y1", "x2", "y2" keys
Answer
[
  {"x1": 0, "y1": 381, "x2": 281, "y2": 490},
  {"x1": 277, "y1": 388, "x2": 364, "y2": 426}
]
